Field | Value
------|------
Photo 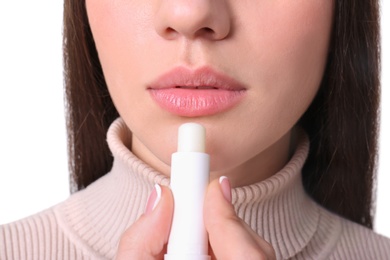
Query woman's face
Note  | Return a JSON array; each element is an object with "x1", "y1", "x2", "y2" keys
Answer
[{"x1": 86, "y1": 0, "x2": 334, "y2": 186}]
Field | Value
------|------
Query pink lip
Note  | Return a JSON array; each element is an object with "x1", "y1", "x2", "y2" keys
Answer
[{"x1": 148, "y1": 67, "x2": 246, "y2": 117}]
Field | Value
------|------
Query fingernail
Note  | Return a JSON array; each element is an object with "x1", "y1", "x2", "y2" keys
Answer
[
  {"x1": 219, "y1": 176, "x2": 232, "y2": 203},
  {"x1": 145, "y1": 184, "x2": 162, "y2": 215}
]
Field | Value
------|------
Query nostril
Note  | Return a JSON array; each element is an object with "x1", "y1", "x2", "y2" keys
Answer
[
  {"x1": 194, "y1": 27, "x2": 217, "y2": 39},
  {"x1": 154, "y1": 2, "x2": 231, "y2": 41},
  {"x1": 166, "y1": 27, "x2": 176, "y2": 34},
  {"x1": 163, "y1": 26, "x2": 216, "y2": 40},
  {"x1": 161, "y1": 27, "x2": 179, "y2": 39},
  {"x1": 203, "y1": 27, "x2": 214, "y2": 33}
]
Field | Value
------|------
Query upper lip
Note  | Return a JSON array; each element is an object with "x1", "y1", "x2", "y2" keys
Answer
[{"x1": 148, "y1": 66, "x2": 247, "y2": 91}]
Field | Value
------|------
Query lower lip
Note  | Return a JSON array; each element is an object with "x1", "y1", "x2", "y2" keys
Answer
[{"x1": 148, "y1": 88, "x2": 246, "y2": 117}]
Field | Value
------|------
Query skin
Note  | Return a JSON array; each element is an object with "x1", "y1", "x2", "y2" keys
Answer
[
  {"x1": 87, "y1": 0, "x2": 334, "y2": 187},
  {"x1": 116, "y1": 179, "x2": 276, "y2": 259},
  {"x1": 86, "y1": 0, "x2": 334, "y2": 258}
]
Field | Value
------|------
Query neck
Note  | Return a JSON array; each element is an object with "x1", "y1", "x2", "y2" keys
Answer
[
  {"x1": 132, "y1": 129, "x2": 293, "y2": 187},
  {"x1": 215, "y1": 130, "x2": 292, "y2": 187}
]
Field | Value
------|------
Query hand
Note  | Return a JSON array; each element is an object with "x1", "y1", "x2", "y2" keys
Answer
[
  {"x1": 204, "y1": 177, "x2": 276, "y2": 260},
  {"x1": 116, "y1": 178, "x2": 276, "y2": 260},
  {"x1": 115, "y1": 184, "x2": 174, "y2": 259}
]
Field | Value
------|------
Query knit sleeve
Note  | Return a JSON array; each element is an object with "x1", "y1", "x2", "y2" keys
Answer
[
  {"x1": 328, "y1": 219, "x2": 390, "y2": 260},
  {"x1": 0, "y1": 209, "x2": 94, "y2": 260}
]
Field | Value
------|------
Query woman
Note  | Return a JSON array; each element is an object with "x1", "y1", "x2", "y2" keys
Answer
[{"x1": 1, "y1": 0, "x2": 389, "y2": 259}]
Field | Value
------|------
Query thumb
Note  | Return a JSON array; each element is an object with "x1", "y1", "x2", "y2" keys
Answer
[
  {"x1": 116, "y1": 184, "x2": 174, "y2": 260},
  {"x1": 204, "y1": 177, "x2": 276, "y2": 259}
]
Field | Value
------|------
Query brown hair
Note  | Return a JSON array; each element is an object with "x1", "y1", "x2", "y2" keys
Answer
[
  {"x1": 63, "y1": 0, "x2": 118, "y2": 191},
  {"x1": 63, "y1": 0, "x2": 380, "y2": 228},
  {"x1": 300, "y1": 1, "x2": 380, "y2": 228}
]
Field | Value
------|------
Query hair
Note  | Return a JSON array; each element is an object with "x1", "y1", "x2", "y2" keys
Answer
[{"x1": 63, "y1": 0, "x2": 380, "y2": 228}]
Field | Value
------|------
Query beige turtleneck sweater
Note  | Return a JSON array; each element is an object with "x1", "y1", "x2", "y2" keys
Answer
[{"x1": 1, "y1": 118, "x2": 389, "y2": 259}]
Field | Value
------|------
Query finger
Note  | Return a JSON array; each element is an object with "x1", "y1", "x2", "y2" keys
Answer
[
  {"x1": 204, "y1": 177, "x2": 276, "y2": 260},
  {"x1": 116, "y1": 184, "x2": 174, "y2": 260}
]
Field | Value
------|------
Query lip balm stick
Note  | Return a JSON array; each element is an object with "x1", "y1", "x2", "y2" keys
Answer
[{"x1": 165, "y1": 123, "x2": 211, "y2": 260}]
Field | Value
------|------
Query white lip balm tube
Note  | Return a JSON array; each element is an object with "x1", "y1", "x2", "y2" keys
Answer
[{"x1": 165, "y1": 123, "x2": 211, "y2": 260}]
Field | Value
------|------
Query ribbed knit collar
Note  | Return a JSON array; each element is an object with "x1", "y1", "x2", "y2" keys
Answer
[{"x1": 55, "y1": 118, "x2": 323, "y2": 259}]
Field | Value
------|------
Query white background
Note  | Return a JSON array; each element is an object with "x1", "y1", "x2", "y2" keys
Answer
[{"x1": 0, "y1": 1, "x2": 389, "y2": 238}]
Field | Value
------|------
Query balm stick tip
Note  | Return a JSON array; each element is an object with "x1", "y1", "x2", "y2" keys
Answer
[{"x1": 177, "y1": 123, "x2": 206, "y2": 153}]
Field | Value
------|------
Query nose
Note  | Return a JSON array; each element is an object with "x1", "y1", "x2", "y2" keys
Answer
[{"x1": 154, "y1": 0, "x2": 231, "y2": 41}]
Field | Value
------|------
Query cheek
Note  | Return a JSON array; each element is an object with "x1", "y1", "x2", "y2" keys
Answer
[
  {"x1": 211, "y1": 2, "x2": 334, "y2": 167},
  {"x1": 247, "y1": 2, "x2": 333, "y2": 115},
  {"x1": 86, "y1": 0, "x2": 155, "y2": 123},
  {"x1": 86, "y1": 0, "x2": 155, "y2": 89},
  {"x1": 86, "y1": 0, "x2": 182, "y2": 167}
]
